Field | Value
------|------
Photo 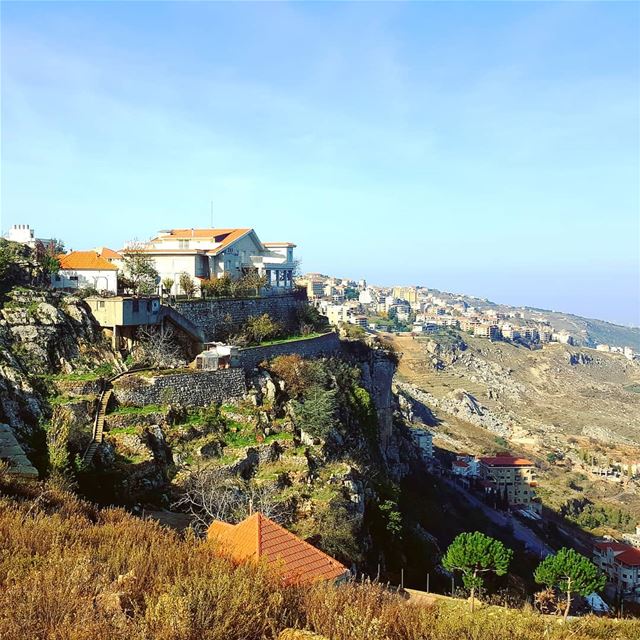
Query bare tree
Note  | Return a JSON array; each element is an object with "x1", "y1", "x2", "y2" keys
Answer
[
  {"x1": 134, "y1": 324, "x2": 186, "y2": 369},
  {"x1": 122, "y1": 241, "x2": 159, "y2": 296},
  {"x1": 172, "y1": 464, "x2": 290, "y2": 534}
]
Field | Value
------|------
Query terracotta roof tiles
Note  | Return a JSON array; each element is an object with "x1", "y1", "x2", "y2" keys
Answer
[
  {"x1": 58, "y1": 251, "x2": 118, "y2": 271},
  {"x1": 207, "y1": 512, "x2": 348, "y2": 584},
  {"x1": 480, "y1": 456, "x2": 534, "y2": 467}
]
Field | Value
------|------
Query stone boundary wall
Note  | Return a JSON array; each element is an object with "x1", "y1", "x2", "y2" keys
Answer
[
  {"x1": 238, "y1": 332, "x2": 342, "y2": 371},
  {"x1": 172, "y1": 293, "x2": 306, "y2": 342},
  {"x1": 112, "y1": 369, "x2": 247, "y2": 408}
]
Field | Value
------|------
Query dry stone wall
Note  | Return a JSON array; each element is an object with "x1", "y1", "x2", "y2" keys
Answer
[
  {"x1": 172, "y1": 293, "x2": 306, "y2": 341},
  {"x1": 237, "y1": 332, "x2": 342, "y2": 371},
  {"x1": 112, "y1": 369, "x2": 247, "y2": 408}
]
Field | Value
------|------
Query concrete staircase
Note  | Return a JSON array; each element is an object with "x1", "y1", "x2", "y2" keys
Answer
[
  {"x1": 82, "y1": 387, "x2": 113, "y2": 466},
  {"x1": 159, "y1": 305, "x2": 205, "y2": 345}
]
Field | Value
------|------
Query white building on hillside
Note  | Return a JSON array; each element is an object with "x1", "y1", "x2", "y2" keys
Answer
[
  {"x1": 4, "y1": 224, "x2": 52, "y2": 248},
  {"x1": 125, "y1": 228, "x2": 296, "y2": 296},
  {"x1": 52, "y1": 251, "x2": 118, "y2": 293}
]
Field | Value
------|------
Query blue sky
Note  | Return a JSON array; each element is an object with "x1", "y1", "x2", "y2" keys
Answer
[{"x1": 2, "y1": 1, "x2": 638, "y2": 325}]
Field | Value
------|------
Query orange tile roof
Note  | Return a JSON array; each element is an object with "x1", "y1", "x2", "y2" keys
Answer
[
  {"x1": 207, "y1": 512, "x2": 348, "y2": 584},
  {"x1": 480, "y1": 456, "x2": 534, "y2": 467},
  {"x1": 94, "y1": 247, "x2": 123, "y2": 260},
  {"x1": 149, "y1": 228, "x2": 256, "y2": 256},
  {"x1": 58, "y1": 251, "x2": 118, "y2": 271}
]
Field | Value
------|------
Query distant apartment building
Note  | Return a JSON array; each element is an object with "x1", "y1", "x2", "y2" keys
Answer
[
  {"x1": 474, "y1": 324, "x2": 500, "y2": 340},
  {"x1": 324, "y1": 304, "x2": 349, "y2": 326},
  {"x1": 307, "y1": 279, "x2": 325, "y2": 299},
  {"x1": 500, "y1": 324, "x2": 520, "y2": 340},
  {"x1": 349, "y1": 315, "x2": 367, "y2": 328},
  {"x1": 593, "y1": 541, "x2": 640, "y2": 601},
  {"x1": 392, "y1": 286, "x2": 418, "y2": 304},
  {"x1": 359, "y1": 288, "x2": 377, "y2": 305},
  {"x1": 479, "y1": 456, "x2": 539, "y2": 511},
  {"x1": 410, "y1": 427, "x2": 433, "y2": 460},
  {"x1": 552, "y1": 332, "x2": 575, "y2": 345}
]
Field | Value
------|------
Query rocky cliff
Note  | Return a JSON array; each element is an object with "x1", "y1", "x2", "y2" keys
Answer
[{"x1": 0, "y1": 243, "x2": 121, "y2": 464}]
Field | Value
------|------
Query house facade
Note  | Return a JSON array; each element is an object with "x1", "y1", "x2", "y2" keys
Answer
[
  {"x1": 127, "y1": 228, "x2": 296, "y2": 296},
  {"x1": 593, "y1": 541, "x2": 640, "y2": 601},
  {"x1": 52, "y1": 251, "x2": 118, "y2": 293},
  {"x1": 479, "y1": 456, "x2": 540, "y2": 511}
]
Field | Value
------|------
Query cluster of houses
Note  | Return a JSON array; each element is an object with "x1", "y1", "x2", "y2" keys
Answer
[
  {"x1": 298, "y1": 277, "x2": 580, "y2": 346},
  {"x1": 4, "y1": 224, "x2": 296, "y2": 297}
]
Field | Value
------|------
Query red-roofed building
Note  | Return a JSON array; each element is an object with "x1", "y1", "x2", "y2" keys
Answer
[
  {"x1": 126, "y1": 228, "x2": 296, "y2": 296},
  {"x1": 207, "y1": 512, "x2": 349, "y2": 585},
  {"x1": 479, "y1": 455, "x2": 540, "y2": 512},
  {"x1": 452, "y1": 454, "x2": 479, "y2": 478},
  {"x1": 594, "y1": 540, "x2": 640, "y2": 600},
  {"x1": 52, "y1": 250, "x2": 119, "y2": 293}
]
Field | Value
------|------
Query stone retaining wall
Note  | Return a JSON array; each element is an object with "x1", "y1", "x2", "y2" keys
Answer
[
  {"x1": 238, "y1": 332, "x2": 342, "y2": 371},
  {"x1": 172, "y1": 293, "x2": 306, "y2": 341},
  {"x1": 112, "y1": 369, "x2": 247, "y2": 408}
]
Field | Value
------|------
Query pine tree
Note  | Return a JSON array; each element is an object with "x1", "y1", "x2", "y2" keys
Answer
[
  {"x1": 534, "y1": 547, "x2": 606, "y2": 620},
  {"x1": 442, "y1": 532, "x2": 513, "y2": 611}
]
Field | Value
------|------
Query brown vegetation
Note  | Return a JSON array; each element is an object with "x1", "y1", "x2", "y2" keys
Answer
[{"x1": 1, "y1": 472, "x2": 639, "y2": 640}]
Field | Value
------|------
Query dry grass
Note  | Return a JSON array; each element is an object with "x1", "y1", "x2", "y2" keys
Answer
[{"x1": 1, "y1": 474, "x2": 639, "y2": 640}]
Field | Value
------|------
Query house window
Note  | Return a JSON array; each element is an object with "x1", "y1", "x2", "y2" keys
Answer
[
  {"x1": 69, "y1": 276, "x2": 78, "y2": 281},
  {"x1": 98, "y1": 301, "x2": 105, "y2": 309},
  {"x1": 132, "y1": 299, "x2": 140, "y2": 313},
  {"x1": 178, "y1": 239, "x2": 190, "y2": 249},
  {"x1": 54, "y1": 275, "x2": 61, "y2": 282}
]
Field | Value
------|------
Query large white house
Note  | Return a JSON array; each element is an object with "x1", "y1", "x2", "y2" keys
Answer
[
  {"x1": 126, "y1": 228, "x2": 296, "y2": 295},
  {"x1": 52, "y1": 251, "x2": 119, "y2": 293}
]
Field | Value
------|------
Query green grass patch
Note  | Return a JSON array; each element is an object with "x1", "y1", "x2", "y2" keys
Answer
[
  {"x1": 247, "y1": 332, "x2": 329, "y2": 348},
  {"x1": 49, "y1": 394, "x2": 97, "y2": 406},
  {"x1": 108, "y1": 426, "x2": 141, "y2": 435},
  {"x1": 110, "y1": 404, "x2": 166, "y2": 416},
  {"x1": 624, "y1": 384, "x2": 640, "y2": 394}
]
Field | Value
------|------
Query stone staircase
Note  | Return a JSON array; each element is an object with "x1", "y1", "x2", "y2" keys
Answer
[{"x1": 82, "y1": 387, "x2": 113, "y2": 466}]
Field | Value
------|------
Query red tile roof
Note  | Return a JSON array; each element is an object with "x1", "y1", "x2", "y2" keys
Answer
[
  {"x1": 453, "y1": 461, "x2": 469, "y2": 468},
  {"x1": 207, "y1": 512, "x2": 348, "y2": 584},
  {"x1": 480, "y1": 456, "x2": 534, "y2": 467},
  {"x1": 616, "y1": 548, "x2": 640, "y2": 567},
  {"x1": 595, "y1": 541, "x2": 640, "y2": 566},
  {"x1": 58, "y1": 251, "x2": 118, "y2": 271}
]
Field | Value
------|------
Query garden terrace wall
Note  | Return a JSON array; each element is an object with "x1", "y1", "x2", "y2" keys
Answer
[
  {"x1": 238, "y1": 332, "x2": 342, "y2": 371},
  {"x1": 112, "y1": 369, "x2": 247, "y2": 408},
  {"x1": 172, "y1": 292, "x2": 307, "y2": 342}
]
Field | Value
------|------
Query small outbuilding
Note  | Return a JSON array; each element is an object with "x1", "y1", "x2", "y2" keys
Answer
[{"x1": 195, "y1": 343, "x2": 239, "y2": 371}]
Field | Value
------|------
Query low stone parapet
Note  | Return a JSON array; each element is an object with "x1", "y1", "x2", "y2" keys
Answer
[{"x1": 112, "y1": 368, "x2": 247, "y2": 408}]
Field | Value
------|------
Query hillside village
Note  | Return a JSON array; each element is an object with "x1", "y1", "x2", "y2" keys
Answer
[{"x1": 1, "y1": 222, "x2": 640, "y2": 631}]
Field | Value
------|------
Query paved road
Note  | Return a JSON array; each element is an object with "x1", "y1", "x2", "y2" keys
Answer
[{"x1": 442, "y1": 475, "x2": 553, "y2": 557}]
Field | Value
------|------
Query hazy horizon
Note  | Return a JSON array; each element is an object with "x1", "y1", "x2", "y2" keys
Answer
[{"x1": 2, "y1": 2, "x2": 638, "y2": 326}]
